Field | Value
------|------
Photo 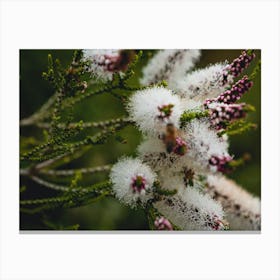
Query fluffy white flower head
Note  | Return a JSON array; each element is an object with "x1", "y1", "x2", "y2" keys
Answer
[
  {"x1": 137, "y1": 119, "x2": 230, "y2": 175},
  {"x1": 154, "y1": 187, "x2": 225, "y2": 230},
  {"x1": 110, "y1": 157, "x2": 156, "y2": 207},
  {"x1": 141, "y1": 50, "x2": 201, "y2": 86},
  {"x1": 82, "y1": 49, "x2": 120, "y2": 81},
  {"x1": 167, "y1": 50, "x2": 201, "y2": 89},
  {"x1": 182, "y1": 119, "x2": 230, "y2": 174},
  {"x1": 158, "y1": 170, "x2": 186, "y2": 192},
  {"x1": 174, "y1": 63, "x2": 234, "y2": 103},
  {"x1": 127, "y1": 86, "x2": 184, "y2": 136},
  {"x1": 207, "y1": 175, "x2": 261, "y2": 230},
  {"x1": 137, "y1": 136, "x2": 186, "y2": 172}
]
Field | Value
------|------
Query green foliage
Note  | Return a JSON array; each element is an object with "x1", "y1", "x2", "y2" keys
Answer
[
  {"x1": 180, "y1": 109, "x2": 209, "y2": 128},
  {"x1": 20, "y1": 181, "x2": 112, "y2": 210},
  {"x1": 218, "y1": 120, "x2": 257, "y2": 137},
  {"x1": 20, "y1": 50, "x2": 156, "y2": 229},
  {"x1": 249, "y1": 60, "x2": 261, "y2": 80}
]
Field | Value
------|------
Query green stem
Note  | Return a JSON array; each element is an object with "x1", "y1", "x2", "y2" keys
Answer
[
  {"x1": 22, "y1": 172, "x2": 112, "y2": 193},
  {"x1": 36, "y1": 117, "x2": 130, "y2": 129},
  {"x1": 29, "y1": 175, "x2": 69, "y2": 191},
  {"x1": 34, "y1": 146, "x2": 92, "y2": 170},
  {"x1": 218, "y1": 121, "x2": 257, "y2": 136},
  {"x1": 20, "y1": 93, "x2": 58, "y2": 126},
  {"x1": 20, "y1": 196, "x2": 69, "y2": 206},
  {"x1": 61, "y1": 85, "x2": 118, "y2": 109},
  {"x1": 180, "y1": 110, "x2": 209, "y2": 128},
  {"x1": 249, "y1": 60, "x2": 261, "y2": 80},
  {"x1": 39, "y1": 164, "x2": 112, "y2": 176},
  {"x1": 21, "y1": 120, "x2": 129, "y2": 162},
  {"x1": 20, "y1": 181, "x2": 112, "y2": 211}
]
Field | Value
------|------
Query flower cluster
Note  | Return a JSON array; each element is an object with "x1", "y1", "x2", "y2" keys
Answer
[
  {"x1": 154, "y1": 186, "x2": 225, "y2": 230},
  {"x1": 205, "y1": 75, "x2": 253, "y2": 105},
  {"x1": 209, "y1": 155, "x2": 233, "y2": 173},
  {"x1": 208, "y1": 102, "x2": 248, "y2": 129},
  {"x1": 206, "y1": 175, "x2": 261, "y2": 230},
  {"x1": 171, "y1": 62, "x2": 234, "y2": 102},
  {"x1": 224, "y1": 50, "x2": 256, "y2": 78},
  {"x1": 127, "y1": 87, "x2": 184, "y2": 136},
  {"x1": 109, "y1": 49, "x2": 257, "y2": 230},
  {"x1": 82, "y1": 49, "x2": 134, "y2": 81},
  {"x1": 110, "y1": 157, "x2": 156, "y2": 207},
  {"x1": 141, "y1": 49, "x2": 201, "y2": 87}
]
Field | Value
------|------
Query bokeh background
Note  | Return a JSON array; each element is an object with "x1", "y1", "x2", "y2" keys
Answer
[{"x1": 20, "y1": 50, "x2": 261, "y2": 230}]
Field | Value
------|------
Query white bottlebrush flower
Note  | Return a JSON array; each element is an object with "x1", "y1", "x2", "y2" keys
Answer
[
  {"x1": 138, "y1": 119, "x2": 230, "y2": 175},
  {"x1": 137, "y1": 136, "x2": 186, "y2": 172},
  {"x1": 180, "y1": 98, "x2": 202, "y2": 112},
  {"x1": 158, "y1": 169, "x2": 186, "y2": 192},
  {"x1": 140, "y1": 49, "x2": 201, "y2": 86},
  {"x1": 206, "y1": 175, "x2": 261, "y2": 230},
  {"x1": 158, "y1": 167, "x2": 206, "y2": 192},
  {"x1": 127, "y1": 86, "x2": 184, "y2": 136},
  {"x1": 154, "y1": 186, "x2": 226, "y2": 230},
  {"x1": 167, "y1": 50, "x2": 202, "y2": 90},
  {"x1": 173, "y1": 63, "x2": 234, "y2": 103},
  {"x1": 82, "y1": 49, "x2": 121, "y2": 81},
  {"x1": 182, "y1": 119, "x2": 230, "y2": 174},
  {"x1": 109, "y1": 157, "x2": 156, "y2": 207}
]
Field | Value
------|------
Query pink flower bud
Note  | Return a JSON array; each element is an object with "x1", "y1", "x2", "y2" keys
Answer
[
  {"x1": 225, "y1": 50, "x2": 256, "y2": 78},
  {"x1": 205, "y1": 76, "x2": 253, "y2": 106},
  {"x1": 173, "y1": 137, "x2": 187, "y2": 156},
  {"x1": 209, "y1": 155, "x2": 233, "y2": 173},
  {"x1": 154, "y1": 216, "x2": 173, "y2": 230},
  {"x1": 208, "y1": 103, "x2": 247, "y2": 129}
]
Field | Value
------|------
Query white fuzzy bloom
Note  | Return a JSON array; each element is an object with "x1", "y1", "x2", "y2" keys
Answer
[
  {"x1": 180, "y1": 98, "x2": 202, "y2": 112},
  {"x1": 137, "y1": 136, "x2": 185, "y2": 172},
  {"x1": 82, "y1": 49, "x2": 120, "y2": 81},
  {"x1": 109, "y1": 157, "x2": 156, "y2": 207},
  {"x1": 154, "y1": 187, "x2": 225, "y2": 230},
  {"x1": 137, "y1": 119, "x2": 230, "y2": 174},
  {"x1": 127, "y1": 86, "x2": 184, "y2": 136},
  {"x1": 158, "y1": 170, "x2": 186, "y2": 192},
  {"x1": 182, "y1": 119, "x2": 230, "y2": 174},
  {"x1": 206, "y1": 175, "x2": 261, "y2": 230},
  {"x1": 173, "y1": 63, "x2": 234, "y2": 103},
  {"x1": 141, "y1": 50, "x2": 201, "y2": 86}
]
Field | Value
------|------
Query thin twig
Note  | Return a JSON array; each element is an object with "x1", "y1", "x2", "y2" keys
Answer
[
  {"x1": 20, "y1": 168, "x2": 29, "y2": 176},
  {"x1": 24, "y1": 174, "x2": 111, "y2": 194},
  {"x1": 20, "y1": 93, "x2": 58, "y2": 126},
  {"x1": 30, "y1": 175, "x2": 69, "y2": 191},
  {"x1": 39, "y1": 164, "x2": 112, "y2": 176},
  {"x1": 36, "y1": 117, "x2": 130, "y2": 129},
  {"x1": 34, "y1": 146, "x2": 92, "y2": 170},
  {"x1": 61, "y1": 85, "x2": 118, "y2": 109},
  {"x1": 35, "y1": 154, "x2": 69, "y2": 170},
  {"x1": 20, "y1": 86, "x2": 117, "y2": 127}
]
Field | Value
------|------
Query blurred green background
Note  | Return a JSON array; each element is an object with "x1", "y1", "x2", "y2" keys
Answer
[{"x1": 20, "y1": 50, "x2": 261, "y2": 230}]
